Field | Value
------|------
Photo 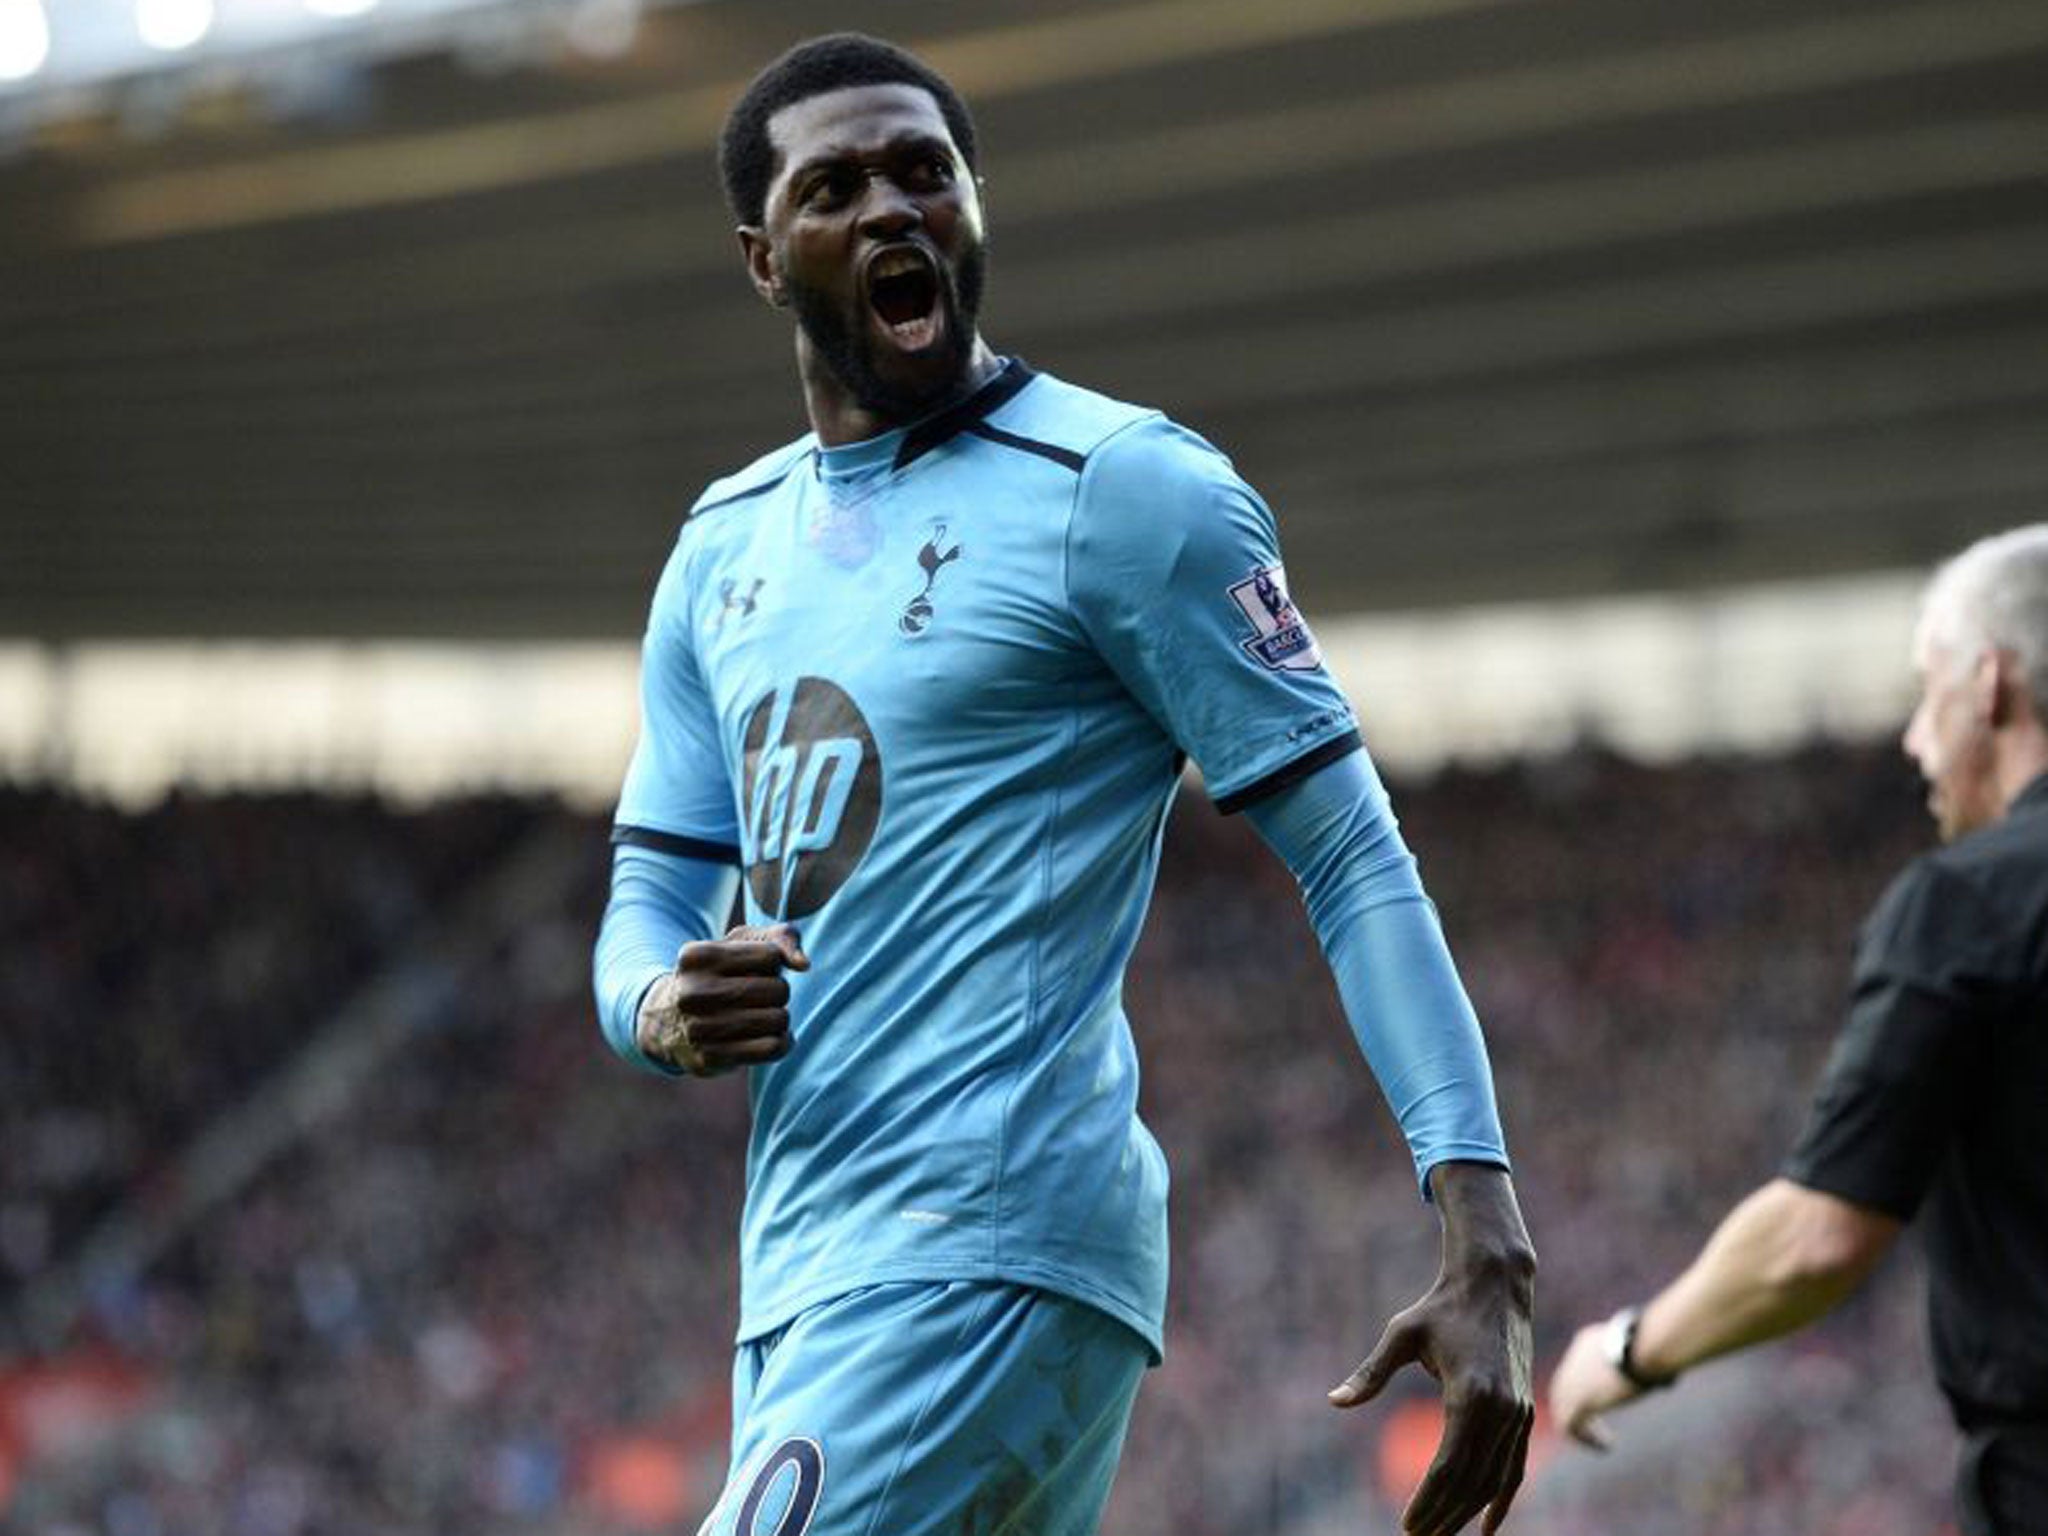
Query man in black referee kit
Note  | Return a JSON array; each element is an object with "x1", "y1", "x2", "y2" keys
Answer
[{"x1": 1548, "y1": 525, "x2": 2048, "y2": 1534}]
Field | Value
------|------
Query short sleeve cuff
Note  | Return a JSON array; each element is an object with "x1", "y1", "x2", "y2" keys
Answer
[
  {"x1": 611, "y1": 824, "x2": 742, "y2": 864},
  {"x1": 1211, "y1": 728, "x2": 1362, "y2": 815},
  {"x1": 1779, "y1": 1152, "x2": 1920, "y2": 1224}
]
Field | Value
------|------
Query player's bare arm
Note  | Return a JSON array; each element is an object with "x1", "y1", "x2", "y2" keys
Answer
[
  {"x1": 1547, "y1": 1176, "x2": 1897, "y2": 1449},
  {"x1": 637, "y1": 924, "x2": 810, "y2": 1076},
  {"x1": 1331, "y1": 1160, "x2": 1536, "y2": 1536}
]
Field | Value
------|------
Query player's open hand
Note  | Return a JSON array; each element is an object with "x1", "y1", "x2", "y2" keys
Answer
[
  {"x1": 1329, "y1": 1163, "x2": 1536, "y2": 1536},
  {"x1": 636, "y1": 923, "x2": 809, "y2": 1076}
]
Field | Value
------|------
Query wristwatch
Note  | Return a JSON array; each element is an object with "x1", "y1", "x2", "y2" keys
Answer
[{"x1": 1603, "y1": 1306, "x2": 1678, "y2": 1391}]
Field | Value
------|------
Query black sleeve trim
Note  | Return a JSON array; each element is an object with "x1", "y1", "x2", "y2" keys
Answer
[
  {"x1": 1212, "y1": 730, "x2": 1363, "y2": 816},
  {"x1": 965, "y1": 421, "x2": 1086, "y2": 473},
  {"x1": 611, "y1": 825, "x2": 742, "y2": 864}
]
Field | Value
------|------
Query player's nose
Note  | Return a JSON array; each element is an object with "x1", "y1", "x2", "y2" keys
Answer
[{"x1": 856, "y1": 176, "x2": 922, "y2": 239}]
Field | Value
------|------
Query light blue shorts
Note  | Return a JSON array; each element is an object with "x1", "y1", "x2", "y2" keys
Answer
[{"x1": 695, "y1": 1281, "x2": 1149, "y2": 1536}]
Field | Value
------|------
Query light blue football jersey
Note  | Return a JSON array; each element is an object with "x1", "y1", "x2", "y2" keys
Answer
[{"x1": 613, "y1": 360, "x2": 1362, "y2": 1356}]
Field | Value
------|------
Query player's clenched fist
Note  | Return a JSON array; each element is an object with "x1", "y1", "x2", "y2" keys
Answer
[{"x1": 636, "y1": 924, "x2": 809, "y2": 1076}]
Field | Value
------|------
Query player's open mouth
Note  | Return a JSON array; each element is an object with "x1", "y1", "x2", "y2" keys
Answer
[{"x1": 865, "y1": 246, "x2": 944, "y2": 351}]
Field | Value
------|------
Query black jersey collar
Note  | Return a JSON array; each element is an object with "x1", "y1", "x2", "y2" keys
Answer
[{"x1": 892, "y1": 357, "x2": 1036, "y2": 472}]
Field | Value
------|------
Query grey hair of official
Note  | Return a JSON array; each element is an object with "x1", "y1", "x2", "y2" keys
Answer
[{"x1": 1918, "y1": 524, "x2": 2048, "y2": 716}]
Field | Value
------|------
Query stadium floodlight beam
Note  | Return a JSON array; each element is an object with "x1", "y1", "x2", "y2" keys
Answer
[
  {"x1": 0, "y1": 0, "x2": 51, "y2": 84},
  {"x1": 136, "y1": 0, "x2": 216, "y2": 52}
]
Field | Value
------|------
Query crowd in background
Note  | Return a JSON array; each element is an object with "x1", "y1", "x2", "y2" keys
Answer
[
  {"x1": 0, "y1": 789, "x2": 541, "y2": 1298},
  {"x1": 2, "y1": 741, "x2": 1963, "y2": 1535}
]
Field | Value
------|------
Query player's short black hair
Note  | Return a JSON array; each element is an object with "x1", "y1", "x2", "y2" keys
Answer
[{"x1": 718, "y1": 33, "x2": 979, "y2": 227}]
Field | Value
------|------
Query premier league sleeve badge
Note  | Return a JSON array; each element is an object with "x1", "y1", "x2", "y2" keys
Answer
[{"x1": 1227, "y1": 563, "x2": 1324, "y2": 672}]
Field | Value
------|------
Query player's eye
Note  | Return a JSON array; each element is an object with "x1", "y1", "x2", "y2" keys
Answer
[{"x1": 804, "y1": 169, "x2": 857, "y2": 208}]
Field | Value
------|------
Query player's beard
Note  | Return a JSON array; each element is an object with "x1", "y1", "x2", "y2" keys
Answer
[{"x1": 787, "y1": 240, "x2": 987, "y2": 423}]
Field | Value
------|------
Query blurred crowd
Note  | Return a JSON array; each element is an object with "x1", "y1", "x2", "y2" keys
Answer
[
  {"x1": 0, "y1": 789, "x2": 541, "y2": 1293},
  {"x1": 1, "y1": 741, "x2": 1964, "y2": 1535}
]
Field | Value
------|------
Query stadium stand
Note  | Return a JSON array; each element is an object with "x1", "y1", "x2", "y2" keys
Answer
[{"x1": 0, "y1": 741, "x2": 1958, "y2": 1535}]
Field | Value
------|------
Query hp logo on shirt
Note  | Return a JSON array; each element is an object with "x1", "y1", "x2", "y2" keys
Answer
[{"x1": 739, "y1": 677, "x2": 882, "y2": 919}]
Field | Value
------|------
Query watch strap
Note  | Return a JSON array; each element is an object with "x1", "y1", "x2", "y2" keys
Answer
[{"x1": 1604, "y1": 1306, "x2": 1678, "y2": 1390}]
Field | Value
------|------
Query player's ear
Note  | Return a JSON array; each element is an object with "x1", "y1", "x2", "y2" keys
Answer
[
  {"x1": 736, "y1": 226, "x2": 787, "y2": 309},
  {"x1": 1984, "y1": 647, "x2": 2023, "y2": 727}
]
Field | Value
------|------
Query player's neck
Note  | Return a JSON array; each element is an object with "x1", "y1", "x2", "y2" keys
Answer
[
  {"x1": 799, "y1": 337, "x2": 1002, "y2": 448},
  {"x1": 1994, "y1": 724, "x2": 2048, "y2": 818}
]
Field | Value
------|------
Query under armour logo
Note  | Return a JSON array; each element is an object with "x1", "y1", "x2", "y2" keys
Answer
[
  {"x1": 719, "y1": 577, "x2": 764, "y2": 625},
  {"x1": 899, "y1": 524, "x2": 962, "y2": 636}
]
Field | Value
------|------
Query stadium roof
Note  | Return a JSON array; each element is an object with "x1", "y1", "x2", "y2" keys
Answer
[
  {"x1": 0, "y1": 1, "x2": 682, "y2": 106},
  {"x1": 3, "y1": 0, "x2": 2046, "y2": 639}
]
